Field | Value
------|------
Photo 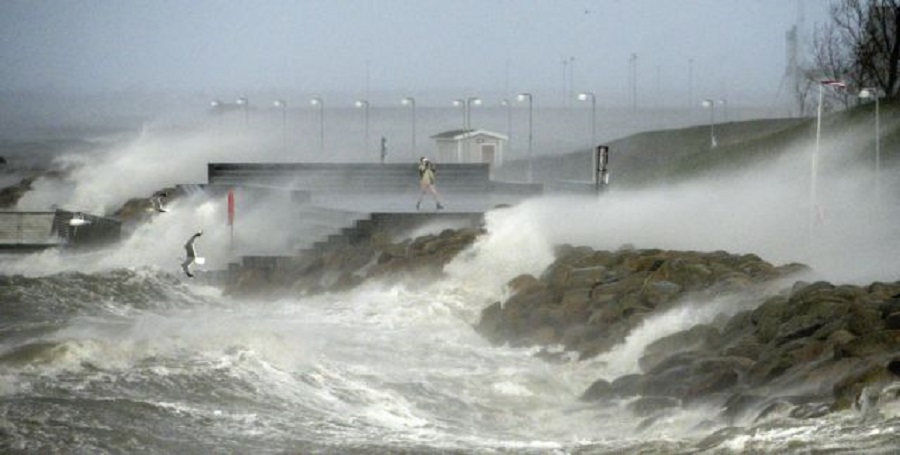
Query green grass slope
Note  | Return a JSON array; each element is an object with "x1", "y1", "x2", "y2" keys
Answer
[{"x1": 530, "y1": 100, "x2": 899, "y2": 189}]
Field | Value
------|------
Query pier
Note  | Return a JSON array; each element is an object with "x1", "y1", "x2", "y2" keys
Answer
[{"x1": 199, "y1": 162, "x2": 541, "y2": 285}]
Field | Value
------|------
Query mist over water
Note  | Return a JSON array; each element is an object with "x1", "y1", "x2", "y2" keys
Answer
[{"x1": 3, "y1": 100, "x2": 900, "y2": 453}]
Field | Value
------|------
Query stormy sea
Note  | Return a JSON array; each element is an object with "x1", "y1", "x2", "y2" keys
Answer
[{"x1": 2, "y1": 105, "x2": 900, "y2": 454}]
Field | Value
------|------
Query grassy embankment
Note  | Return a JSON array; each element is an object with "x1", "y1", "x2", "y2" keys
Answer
[{"x1": 527, "y1": 100, "x2": 898, "y2": 188}]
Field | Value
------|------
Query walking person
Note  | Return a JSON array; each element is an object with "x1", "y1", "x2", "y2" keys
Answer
[{"x1": 416, "y1": 157, "x2": 443, "y2": 210}]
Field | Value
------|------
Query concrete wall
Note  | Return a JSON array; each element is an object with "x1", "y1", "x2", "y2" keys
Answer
[
  {"x1": 207, "y1": 162, "x2": 492, "y2": 194},
  {"x1": 0, "y1": 212, "x2": 57, "y2": 249}
]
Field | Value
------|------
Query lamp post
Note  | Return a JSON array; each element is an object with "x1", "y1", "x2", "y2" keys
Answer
[
  {"x1": 517, "y1": 92, "x2": 533, "y2": 183},
  {"x1": 501, "y1": 98, "x2": 512, "y2": 149},
  {"x1": 465, "y1": 97, "x2": 481, "y2": 129},
  {"x1": 859, "y1": 87, "x2": 881, "y2": 204},
  {"x1": 310, "y1": 97, "x2": 324, "y2": 155},
  {"x1": 578, "y1": 92, "x2": 597, "y2": 183},
  {"x1": 629, "y1": 53, "x2": 638, "y2": 112},
  {"x1": 452, "y1": 99, "x2": 466, "y2": 130},
  {"x1": 402, "y1": 96, "x2": 416, "y2": 158},
  {"x1": 355, "y1": 99, "x2": 369, "y2": 155},
  {"x1": 701, "y1": 99, "x2": 717, "y2": 148},
  {"x1": 687, "y1": 58, "x2": 693, "y2": 109},
  {"x1": 236, "y1": 96, "x2": 249, "y2": 126},
  {"x1": 811, "y1": 79, "x2": 847, "y2": 240},
  {"x1": 453, "y1": 97, "x2": 481, "y2": 130},
  {"x1": 273, "y1": 99, "x2": 287, "y2": 152},
  {"x1": 209, "y1": 100, "x2": 224, "y2": 126},
  {"x1": 718, "y1": 98, "x2": 728, "y2": 122}
]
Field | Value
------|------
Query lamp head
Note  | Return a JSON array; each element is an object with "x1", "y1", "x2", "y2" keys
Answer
[{"x1": 859, "y1": 88, "x2": 876, "y2": 99}]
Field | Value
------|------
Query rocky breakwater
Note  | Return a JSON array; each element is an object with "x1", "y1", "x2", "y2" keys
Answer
[
  {"x1": 226, "y1": 226, "x2": 483, "y2": 298},
  {"x1": 475, "y1": 245, "x2": 900, "y2": 426}
]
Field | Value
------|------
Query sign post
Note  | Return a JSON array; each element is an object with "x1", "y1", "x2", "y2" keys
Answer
[{"x1": 595, "y1": 145, "x2": 610, "y2": 194}]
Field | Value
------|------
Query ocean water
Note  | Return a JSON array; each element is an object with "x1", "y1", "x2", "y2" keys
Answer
[
  {"x1": 3, "y1": 100, "x2": 900, "y2": 453},
  {"x1": 3, "y1": 198, "x2": 900, "y2": 455}
]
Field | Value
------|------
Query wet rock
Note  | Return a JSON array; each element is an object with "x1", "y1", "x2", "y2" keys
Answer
[
  {"x1": 834, "y1": 331, "x2": 900, "y2": 359},
  {"x1": 610, "y1": 374, "x2": 644, "y2": 398},
  {"x1": 889, "y1": 358, "x2": 900, "y2": 377},
  {"x1": 580, "y1": 378, "x2": 613, "y2": 401},
  {"x1": 0, "y1": 176, "x2": 34, "y2": 208},
  {"x1": 639, "y1": 324, "x2": 721, "y2": 372},
  {"x1": 627, "y1": 396, "x2": 681, "y2": 417},
  {"x1": 225, "y1": 221, "x2": 483, "y2": 297},
  {"x1": 832, "y1": 363, "x2": 897, "y2": 411},
  {"x1": 720, "y1": 393, "x2": 766, "y2": 423},
  {"x1": 885, "y1": 312, "x2": 900, "y2": 330}
]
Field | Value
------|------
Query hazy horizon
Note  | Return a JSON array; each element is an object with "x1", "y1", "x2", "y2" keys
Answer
[{"x1": 1, "y1": 0, "x2": 833, "y2": 109}]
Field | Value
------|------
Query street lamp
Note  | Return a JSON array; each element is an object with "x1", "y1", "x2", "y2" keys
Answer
[
  {"x1": 402, "y1": 96, "x2": 416, "y2": 158},
  {"x1": 859, "y1": 87, "x2": 881, "y2": 204},
  {"x1": 465, "y1": 97, "x2": 481, "y2": 130},
  {"x1": 236, "y1": 96, "x2": 249, "y2": 126},
  {"x1": 355, "y1": 99, "x2": 370, "y2": 155},
  {"x1": 578, "y1": 92, "x2": 597, "y2": 182},
  {"x1": 811, "y1": 79, "x2": 847, "y2": 240},
  {"x1": 701, "y1": 99, "x2": 717, "y2": 148},
  {"x1": 517, "y1": 92, "x2": 533, "y2": 183},
  {"x1": 310, "y1": 97, "x2": 324, "y2": 155},
  {"x1": 452, "y1": 97, "x2": 481, "y2": 130},
  {"x1": 452, "y1": 99, "x2": 466, "y2": 130},
  {"x1": 718, "y1": 98, "x2": 728, "y2": 122},
  {"x1": 501, "y1": 98, "x2": 512, "y2": 150},
  {"x1": 209, "y1": 99, "x2": 224, "y2": 126},
  {"x1": 273, "y1": 99, "x2": 287, "y2": 152}
]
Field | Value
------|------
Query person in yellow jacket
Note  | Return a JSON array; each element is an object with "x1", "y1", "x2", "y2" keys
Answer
[{"x1": 416, "y1": 157, "x2": 443, "y2": 210}]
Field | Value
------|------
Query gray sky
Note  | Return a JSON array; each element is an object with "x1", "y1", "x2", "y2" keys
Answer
[{"x1": 0, "y1": 0, "x2": 832, "y2": 106}]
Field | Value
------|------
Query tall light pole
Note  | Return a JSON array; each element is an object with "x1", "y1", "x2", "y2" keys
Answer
[
  {"x1": 453, "y1": 97, "x2": 481, "y2": 130},
  {"x1": 687, "y1": 59, "x2": 694, "y2": 109},
  {"x1": 355, "y1": 99, "x2": 369, "y2": 155},
  {"x1": 452, "y1": 99, "x2": 466, "y2": 130},
  {"x1": 629, "y1": 53, "x2": 638, "y2": 112},
  {"x1": 273, "y1": 99, "x2": 287, "y2": 153},
  {"x1": 569, "y1": 57, "x2": 575, "y2": 108},
  {"x1": 517, "y1": 92, "x2": 533, "y2": 183},
  {"x1": 402, "y1": 96, "x2": 416, "y2": 158},
  {"x1": 466, "y1": 97, "x2": 481, "y2": 129},
  {"x1": 310, "y1": 97, "x2": 324, "y2": 155},
  {"x1": 578, "y1": 92, "x2": 597, "y2": 183},
  {"x1": 812, "y1": 79, "x2": 847, "y2": 240},
  {"x1": 702, "y1": 99, "x2": 717, "y2": 148},
  {"x1": 501, "y1": 98, "x2": 512, "y2": 149},
  {"x1": 210, "y1": 100, "x2": 224, "y2": 126},
  {"x1": 718, "y1": 98, "x2": 728, "y2": 122},
  {"x1": 236, "y1": 96, "x2": 249, "y2": 126},
  {"x1": 859, "y1": 87, "x2": 881, "y2": 204}
]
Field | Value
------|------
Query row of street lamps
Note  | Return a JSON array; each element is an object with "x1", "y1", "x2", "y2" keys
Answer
[
  {"x1": 208, "y1": 92, "x2": 616, "y2": 184},
  {"x1": 210, "y1": 94, "x2": 542, "y2": 181}
]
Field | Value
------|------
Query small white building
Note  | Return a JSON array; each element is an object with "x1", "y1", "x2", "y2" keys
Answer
[{"x1": 430, "y1": 129, "x2": 507, "y2": 171}]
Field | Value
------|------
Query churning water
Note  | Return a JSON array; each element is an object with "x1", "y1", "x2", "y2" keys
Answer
[
  {"x1": 3, "y1": 103, "x2": 900, "y2": 453},
  {"x1": 2, "y1": 200, "x2": 900, "y2": 455}
]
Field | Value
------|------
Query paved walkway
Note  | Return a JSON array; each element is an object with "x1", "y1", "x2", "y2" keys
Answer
[{"x1": 310, "y1": 192, "x2": 528, "y2": 215}]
